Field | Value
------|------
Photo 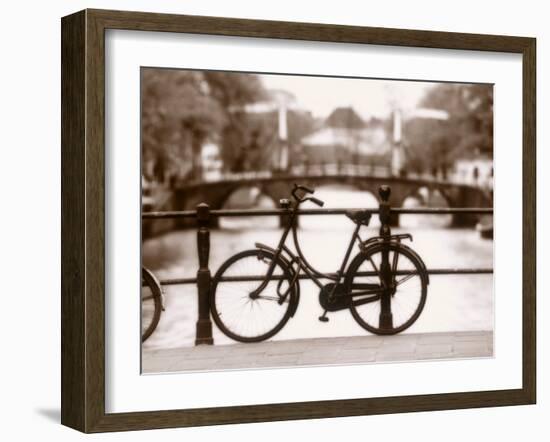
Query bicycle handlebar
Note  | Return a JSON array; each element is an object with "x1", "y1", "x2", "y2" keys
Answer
[
  {"x1": 295, "y1": 183, "x2": 314, "y2": 194},
  {"x1": 306, "y1": 197, "x2": 324, "y2": 207},
  {"x1": 292, "y1": 184, "x2": 324, "y2": 207},
  {"x1": 292, "y1": 183, "x2": 313, "y2": 199}
]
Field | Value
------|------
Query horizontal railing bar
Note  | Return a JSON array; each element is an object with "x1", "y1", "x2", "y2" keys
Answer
[
  {"x1": 395, "y1": 208, "x2": 493, "y2": 215},
  {"x1": 143, "y1": 207, "x2": 493, "y2": 219},
  {"x1": 426, "y1": 268, "x2": 493, "y2": 275},
  {"x1": 154, "y1": 268, "x2": 493, "y2": 286}
]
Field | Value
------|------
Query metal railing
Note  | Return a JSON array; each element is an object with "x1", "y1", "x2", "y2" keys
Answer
[
  {"x1": 143, "y1": 206, "x2": 492, "y2": 219},
  {"x1": 143, "y1": 188, "x2": 493, "y2": 345}
]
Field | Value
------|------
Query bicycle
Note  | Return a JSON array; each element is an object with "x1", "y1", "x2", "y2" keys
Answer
[
  {"x1": 141, "y1": 266, "x2": 165, "y2": 342},
  {"x1": 210, "y1": 184, "x2": 430, "y2": 343}
]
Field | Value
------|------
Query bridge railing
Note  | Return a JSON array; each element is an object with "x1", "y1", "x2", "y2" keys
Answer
[
  {"x1": 142, "y1": 188, "x2": 493, "y2": 345},
  {"x1": 198, "y1": 163, "x2": 392, "y2": 184},
  {"x1": 171, "y1": 163, "x2": 492, "y2": 189}
]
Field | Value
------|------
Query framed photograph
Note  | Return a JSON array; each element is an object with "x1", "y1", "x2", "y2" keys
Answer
[{"x1": 61, "y1": 9, "x2": 536, "y2": 433}]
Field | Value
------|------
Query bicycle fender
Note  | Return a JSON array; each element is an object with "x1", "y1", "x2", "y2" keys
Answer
[
  {"x1": 360, "y1": 241, "x2": 430, "y2": 285},
  {"x1": 254, "y1": 242, "x2": 276, "y2": 254}
]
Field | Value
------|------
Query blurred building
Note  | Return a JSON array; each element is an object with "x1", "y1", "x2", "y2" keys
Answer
[
  {"x1": 300, "y1": 107, "x2": 390, "y2": 165},
  {"x1": 200, "y1": 142, "x2": 223, "y2": 181},
  {"x1": 452, "y1": 156, "x2": 493, "y2": 189}
]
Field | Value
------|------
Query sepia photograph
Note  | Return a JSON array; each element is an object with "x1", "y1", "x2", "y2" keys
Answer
[{"x1": 140, "y1": 68, "x2": 494, "y2": 374}]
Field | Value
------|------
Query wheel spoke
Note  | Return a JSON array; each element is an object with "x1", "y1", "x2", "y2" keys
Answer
[
  {"x1": 212, "y1": 250, "x2": 294, "y2": 342},
  {"x1": 395, "y1": 271, "x2": 418, "y2": 287}
]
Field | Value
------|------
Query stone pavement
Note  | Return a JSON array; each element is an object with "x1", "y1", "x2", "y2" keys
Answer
[{"x1": 142, "y1": 330, "x2": 493, "y2": 374}]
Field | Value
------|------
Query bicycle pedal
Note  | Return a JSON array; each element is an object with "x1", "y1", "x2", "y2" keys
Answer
[{"x1": 318, "y1": 316, "x2": 329, "y2": 323}]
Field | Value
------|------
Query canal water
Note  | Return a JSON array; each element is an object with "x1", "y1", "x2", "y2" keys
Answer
[{"x1": 142, "y1": 186, "x2": 493, "y2": 350}]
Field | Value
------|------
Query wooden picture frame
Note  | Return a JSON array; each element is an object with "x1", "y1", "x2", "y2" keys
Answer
[{"x1": 61, "y1": 8, "x2": 536, "y2": 433}]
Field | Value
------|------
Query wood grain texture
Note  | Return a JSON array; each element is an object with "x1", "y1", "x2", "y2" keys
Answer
[
  {"x1": 60, "y1": 8, "x2": 537, "y2": 433},
  {"x1": 85, "y1": 9, "x2": 108, "y2": 432},
  {"x1": 522, "y1": 38, "x2": 536, "y2": 402},
  {"x1": 61, "y1": 10, "x2": 86, "y2": 432},
  {"x1": 89, "y1": 8, "x2": 533, "y2": 52}
]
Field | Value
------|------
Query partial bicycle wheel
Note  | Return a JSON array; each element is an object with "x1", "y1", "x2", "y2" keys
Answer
[
  {"x1": 345, "y1": 243, "x2": 428, "y2": 335},
  {"x1": 210, "y1": 249, "x2": 296, "y2": 343},
  {"x1": 141, "y1": 267, "x2": 163, "y2": 342}
]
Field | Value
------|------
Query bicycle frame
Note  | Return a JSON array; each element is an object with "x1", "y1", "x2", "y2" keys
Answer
[
  {"x1": 251, "y1": 200, "x2": 364, "y2": 299},
  {"x1": 252, "y1": 203, "x2": 424, "y2": 306}
]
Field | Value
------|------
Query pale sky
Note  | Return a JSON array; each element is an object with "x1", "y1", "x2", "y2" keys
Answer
[{"x1": 261, "y1": 73, "x2": 436, "y2": 120}]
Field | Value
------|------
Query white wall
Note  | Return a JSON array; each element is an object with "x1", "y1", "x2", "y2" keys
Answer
[{"x1": 0, "y1": 0, "x2": 546, "y2": 440}]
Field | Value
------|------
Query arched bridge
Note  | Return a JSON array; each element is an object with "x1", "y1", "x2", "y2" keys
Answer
[{"x1": 166, "y1": 168, "x2": 492, "y2": 228}]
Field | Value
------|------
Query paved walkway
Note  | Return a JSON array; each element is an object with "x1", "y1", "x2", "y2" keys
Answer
[{"x1": 142, "y1": 330, "x2": 493, "y2": 374}]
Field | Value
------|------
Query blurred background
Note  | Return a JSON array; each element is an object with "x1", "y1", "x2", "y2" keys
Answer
[{"x1": 141, "y1": 69, "x2": 494, "y2": 349}]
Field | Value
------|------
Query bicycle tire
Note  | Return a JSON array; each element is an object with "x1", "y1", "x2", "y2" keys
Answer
[
  {"x1": 210, "y1": 249, "x2": 297, "y2": 343},
  {"x1": 345, "y1": 242, "x2": 428, "y2": 335},
  {"x1": 141, "y1": 267, "x2": 163, "y2": 342}
]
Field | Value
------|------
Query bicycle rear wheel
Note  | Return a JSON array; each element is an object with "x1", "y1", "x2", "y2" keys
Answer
[
  {"x1": 210, "y1": 249, "x2": 296, "y2": 343},
  {"x1": 345, "y1": 243, "x2": 428, "y2": 335},
  {"x1": 141, "y1": 267, "x2": 163, "y2": 342}
]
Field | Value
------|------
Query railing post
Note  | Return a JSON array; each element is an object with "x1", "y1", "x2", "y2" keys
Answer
[
  {"x1": 195, "y1": 203, "x2": 214, "y2": 345},
  {"x1": 378, "y1": 186, "x2": 393, "y2": 331}
]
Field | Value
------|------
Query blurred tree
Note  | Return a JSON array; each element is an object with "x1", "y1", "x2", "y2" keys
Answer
[
  {"x1": 222, "y1": 105, "x2": 316, "y2": 173},
  {"x1": 221, "y1": 111, "x2": 275, "y2": 173},
  {"x1": 141, "y1": 69, "x2": 266, "y2": 181},
  {"x1": 286, "y1": 110, "x2": 317, "y2": 166},
  {"x1": 403, "y1": 83, "x2": 493, "y2": 174},
  {"x1": 287, "y1": 110, "x2": 316, "y2": 145}
]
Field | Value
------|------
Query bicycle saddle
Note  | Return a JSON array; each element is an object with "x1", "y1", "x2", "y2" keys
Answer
[{"x1": 345, "y1": 210, "x2": 372, "y2": 225}]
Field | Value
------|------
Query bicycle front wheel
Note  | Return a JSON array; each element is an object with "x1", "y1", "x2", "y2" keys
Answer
[
  {"x1": 211, "y1": 249, "x2": 296, "y2": 343},
  {"x1": 345, "y1": 243, "x2": 428, "y2": 335},
  {"x1": 141, "y1": 267, "x2": 163, "y2": 342}
]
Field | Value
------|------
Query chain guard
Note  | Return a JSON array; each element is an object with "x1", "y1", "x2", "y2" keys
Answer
[{"x1": 319, "y1": 283, "x2": 350, "y2": 312}]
